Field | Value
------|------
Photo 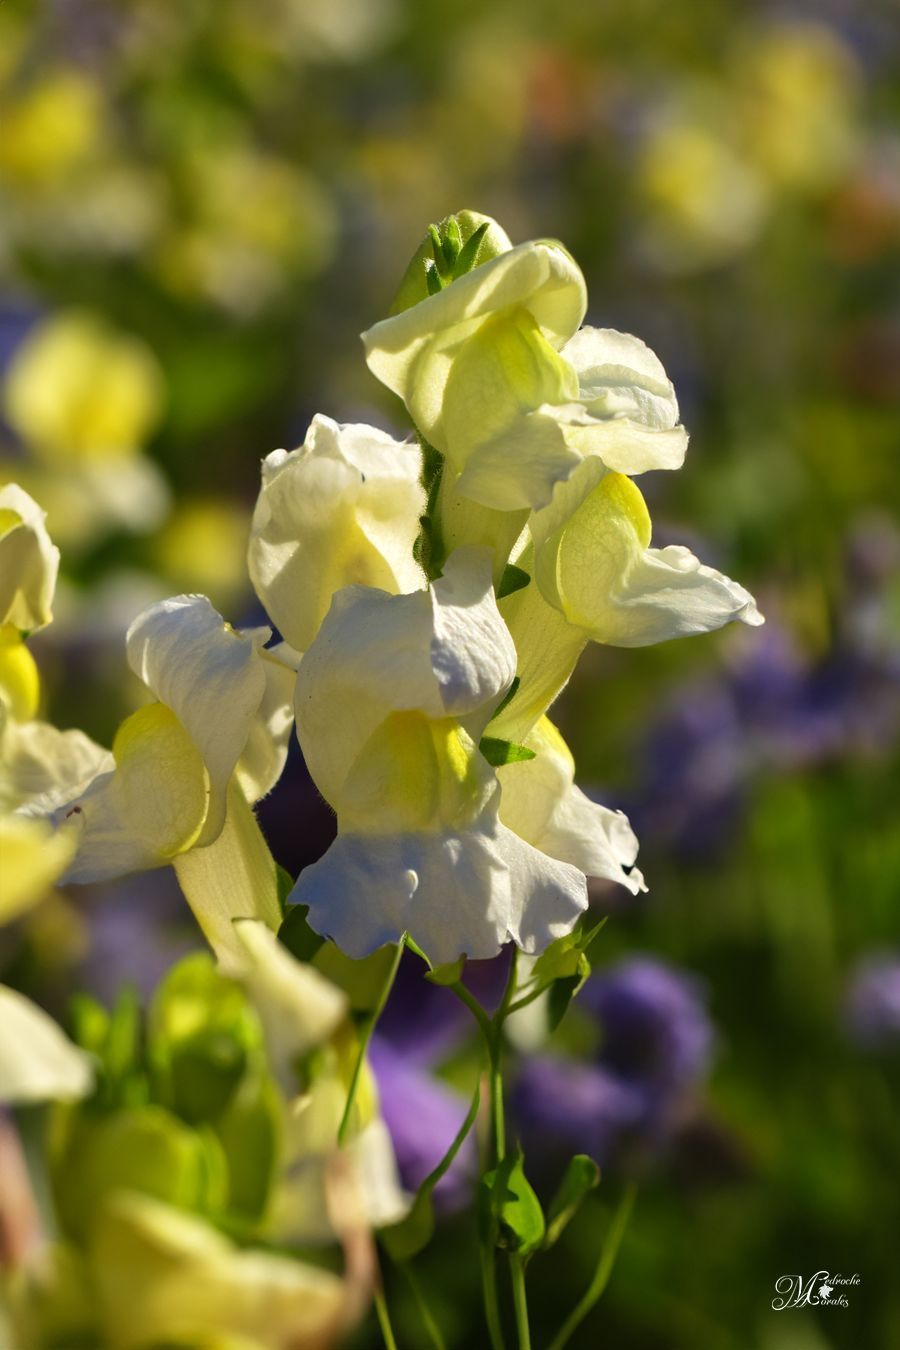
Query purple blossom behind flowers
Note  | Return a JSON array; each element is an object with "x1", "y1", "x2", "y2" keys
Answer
[
  {"x1": 369, "y1": 1037, "x2": 476, "y2": 1212},
  {"x1": 512, "y1": 956, "x2": 714, "y2": 1168},
  {"x1": 844, "y1": 953, "x2": 900, "y2": 1050}
]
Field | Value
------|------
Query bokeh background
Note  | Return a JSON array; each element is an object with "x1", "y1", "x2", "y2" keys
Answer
[{"x1": 2, "y1": 0, "x2": 898, "y2": 1346}]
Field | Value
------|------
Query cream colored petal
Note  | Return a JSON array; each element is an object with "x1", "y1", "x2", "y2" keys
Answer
[
  {"x1": 563, "y1": 326, "x2": 682, "y2": 429},
  {"x1": 295, "y1": 549, "x2": 514, "y2": 804},
  {"x1": 40, "y1": 702, "x2": 211, "y2": 884},
  {"x1": 0, "y1": 814, "x2": 81, "y2": 923},
  {"x1": 0, "y1": 483, "x2": 60, "y2": 631},
  {"x1": 0, "y1": 712, "x2": 113, "y2": 814},
  {"x1": 231, "y1": 918, "x2": 348, "y2": 1075},
  {"x1": 0, "y1": 984, "x2": 93, "y2": 1104},
  {"x1": 235, "y1": 642, "x2": 297, "y2": 805},
  {"x1": 127, "y1": 595, "x2": 268, "y2": 843},
  {"x1": 363, "y1": 240, "x2": 587, "y2": 443},
  {"x1": 499, "y1": 718, "x2": 645, "y2": 895},
  {"x1": 248, "y1": 415, "x2": 425, "y2": 653},
  {"x1": 90, "y1": 1192, "x2": 344, "y2": 1350}
]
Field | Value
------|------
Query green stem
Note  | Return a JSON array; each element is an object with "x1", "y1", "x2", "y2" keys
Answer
[
  {"x1": 548, "y1": 1184, "x2": 637, "y2": 1350},
  {"x1": 481, "y1": 1241, "x2": 507, "y2": 1350},
  {"x1": 374, "y1": 1285, "x2": 399, "y2": 1350},
  {"x1": 510, "y1": 1255, "x2": 531, "y2": 1350},
  {"x1": 337, "y1": 939, "x2": 404, "y2": 1146}
]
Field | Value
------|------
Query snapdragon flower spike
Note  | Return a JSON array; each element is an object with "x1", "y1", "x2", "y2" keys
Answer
[
  {"x1": 248, "y1": 414, "x2": 426, "y2": 653},
  {"x1": 288, "y1": 548, "x2": 588, "y2": 964},
  {"x1": 26, "y1": 594, "x2": 294, "y2": 884}
]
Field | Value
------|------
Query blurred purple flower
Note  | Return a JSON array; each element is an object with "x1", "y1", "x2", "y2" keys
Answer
[
  {"x1": 369, "y1": 1038, "x2": 476, "y2": 1212},
  {"x1": 844, "y1": 953, "x2": 900, "y2": 1050},
  {"x1": 512, "y1": 956, "x2": 714, "y2": 1167}
]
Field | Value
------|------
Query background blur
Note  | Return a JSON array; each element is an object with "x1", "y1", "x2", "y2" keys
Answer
[{"x1": 2, "y1": 0, "x2": 898, "y2": 1346}]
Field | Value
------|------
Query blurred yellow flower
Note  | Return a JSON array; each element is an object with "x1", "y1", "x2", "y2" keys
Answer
[{"x1": 3, "y1": 312, "x2": 165, "y2": 462}]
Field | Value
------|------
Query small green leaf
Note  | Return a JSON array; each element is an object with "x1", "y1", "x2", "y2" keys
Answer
[
  {"x1": 479, "y1": 1148, "x2": 545, "y2": 1257},
  {"x1": 544, "y1": 1155, "x2": 600, "y2": 1248},
  {"x1": 547, "y1": 958, "x2": 590, "y2": 1031},
  {"x1": 497, "y1": 563, "x2": 531, "y2": 599},
  {"x1": 479, "y1": 737, "x2": 536, "y2": 767},
  {"x1": 381, "y1": 1186, "x2": 437, "y2": 1263},
  {"x1": 381, "y1": 1077, "x2": 480, "y2": 1261},
  {"x1": 278, "y1": 903, "x2": 325, "y2": 964},
  {"x1": 425, "y1": 955, "x2": 466, "y2": 987}
]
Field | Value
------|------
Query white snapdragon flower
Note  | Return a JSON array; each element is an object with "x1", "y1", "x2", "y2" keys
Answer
[
  {"x1": 288, "y1": 549, "x2": 588, "y2": 964},
  {"x1": 248, "y1": 414, "x2": 427, "y2": 652},
  {"x1": 363, "y1": 238, "x2": 587, "y2": 459},
  {"x1": 452, "y1": 326, "x2": 690, "y2": 512},
  {"x1": 24, "y1": 595, "x2": 294, "y2": 891},
  {"x1": 0, "y1": 483, "x2": 60, "y2": 632},
  {"x1": 498, "y1": 717, "x2": 645, "y2": 897},
  {"x1": 493, "y1": 464, "x2": 762, "y2": 739}
]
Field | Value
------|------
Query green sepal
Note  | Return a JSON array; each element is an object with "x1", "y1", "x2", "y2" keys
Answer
[
  {"x1": 274, "y1": 863, "x2": 295, "y2": 916},
  {"x1": 425, "y1": 954, "x2": 466, "y2": 987},
  {"x1": 479, "y1": 736, "x2": 536, "y2": 766},
  {"x1": 528, "y1": 915, "x2": 607, "y2": 1030},
  {"x1": 488, "y1": 675, "x2": 520, "y2": 724},
  {"x1": 313, "y1": 940, "x2": 400, "y2": 1013},
  {"x1": 498, "y1": 563, "x2": 531, "y2": 599},
  {"x1": 543, "y1": 1155, "x2": 600, "y2": 1248},
  {"x1": 452, "y1": 220, "x2": 491, "y2": 278},
  {"x1": 69, "y1": 987, "x2": 146, "y2": 1110},
  {"x1": 147, "y1": 953, "x2": 262, "y2": 1126},
  {"x1": 278, "y1": 903, "x2": 326, "y2": 964},
  {"x1": 479, "y1": 1146, "x2": 545, "y2": 1258},
  {"x1": 213, "y1": 1070, "x2": 281, "y2": 1231}
]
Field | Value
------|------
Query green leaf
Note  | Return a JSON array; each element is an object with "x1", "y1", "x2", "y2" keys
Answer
[
  {"x1": 278, "y1": 903, "x2": 325, "y2": 964},
  {"x1": 547, "y1": 958, "x2": 590, "y2": 1031},
  {"x1": 497, "y1": 563, "x2": 531, "y2": 599},
  {"x1": 479, "y1": 736, "x2": 536, "y2": 767},
  {"x1": 381, "y1": 1078, "x2": 480, "y2": 1261},
  {"x1": 425, "y1": 955, "x2": 466, "y2": 987},
  {"x1": 544, "y1": 1155, "x2": 600, "y2": 1248},
  {"x1": 479, "y1": 1147, "x2": 545, "y2": 1258},
  {"x1": 488, "y1": 674, "x2": 520, "y2": 725},
  {"x1": 313, "y1": 941, "x2": 400, "y2": 1013}
]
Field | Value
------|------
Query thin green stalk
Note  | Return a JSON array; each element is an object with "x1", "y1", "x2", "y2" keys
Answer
[
  {"x1": 480, "y1": 1240, "x2": 507, "y2": 1350},
  {"x1": 510, "y1": 1255, "x2": 531, "y2": 1350},
  {"x1": 337, "y1": 939, "x2": 404, "y2": 1146},
  {"x1": 548, "y1": 1184, "x2": 637, "y2": 1350},
  {"x1": 374, "y1": 1285, "x2": 399, "y2": 1350}
]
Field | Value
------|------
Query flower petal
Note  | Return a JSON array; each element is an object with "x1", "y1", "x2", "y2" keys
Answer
[
  {"x1": 499, "y1": 718, "x2": 645, "y2": 894},
  {"x1": 363, "y1": 240, "x2": 586, "y2": 445},
  {"x1": 0, "y1": 984, "x2": 93, "y2": 1104},
  {"x1": 0, "y1": 483, "x2": 59, "y2": 631},
  {"x1": 248, "y1": 415, "x2": 426, "y2": 652},
  {"x1": 127, "y1": 594, "x2": 268, "y2": 843}
]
